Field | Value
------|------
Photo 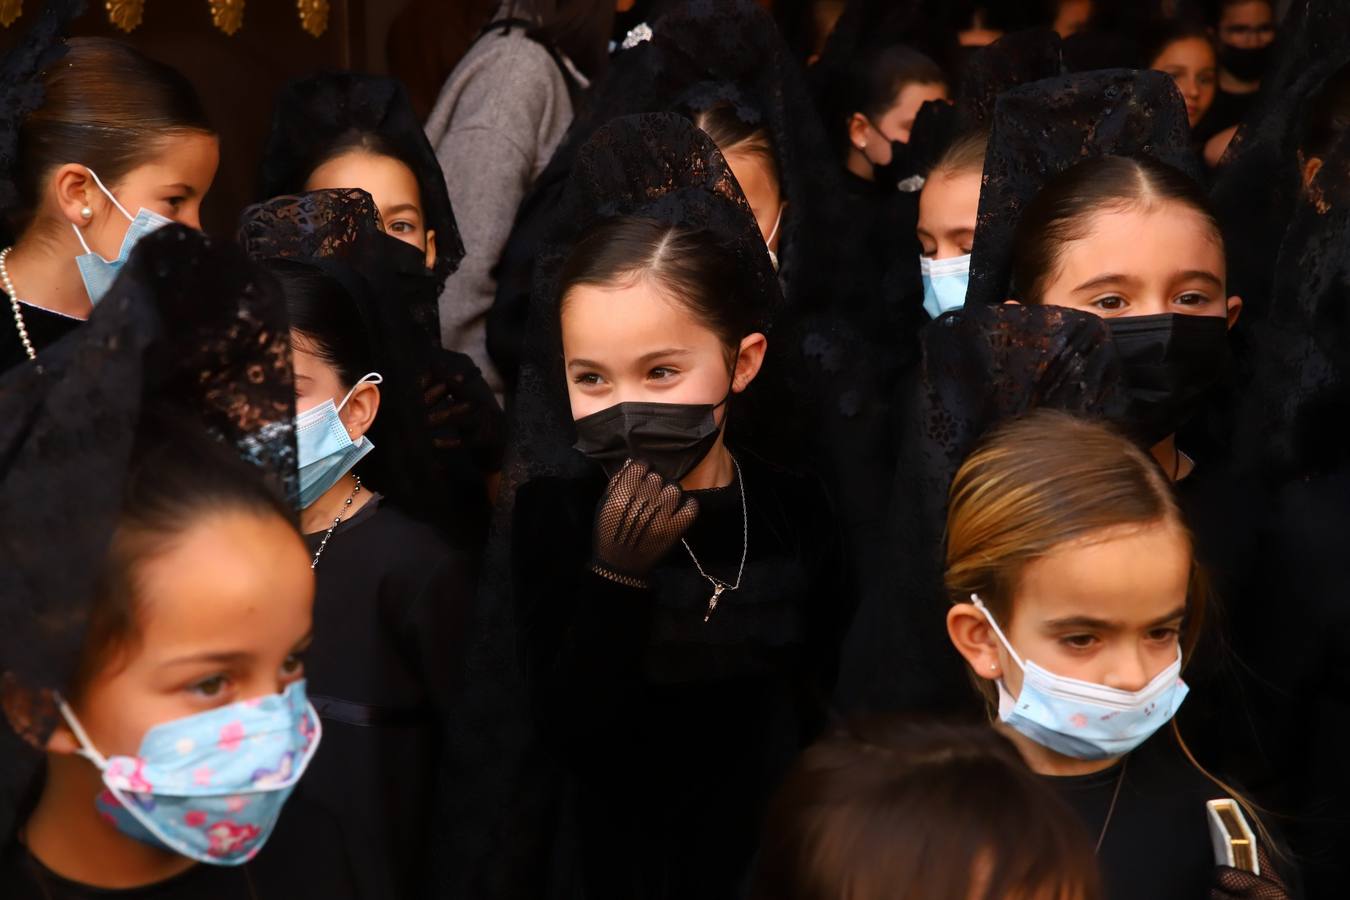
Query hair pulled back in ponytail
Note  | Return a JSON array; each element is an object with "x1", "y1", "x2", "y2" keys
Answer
[{"x1": 10, "y1": 37, "x2": 212, "y2": 235}]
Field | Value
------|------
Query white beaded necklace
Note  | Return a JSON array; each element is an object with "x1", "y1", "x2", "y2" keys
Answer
[{"x1": 0, "y1": 247, "x2": 38, "y2": 362}]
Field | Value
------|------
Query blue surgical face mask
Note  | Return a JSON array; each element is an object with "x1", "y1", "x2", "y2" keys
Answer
[
  {"x1": 72, "y1": 168, "x2": 174, "y2": 305},
  {"x1": 57, "y1": 681, "x2": 321, "y2": 866},
  {"x1": 295, "y1": 372, "x2": 382, "y2": 508},
  {"x1": 920, "y1": 253, "x2": 971, "y2": 319},
  {"x1": 972, "y1": 596, "x2": 1189, "y2": 761}
]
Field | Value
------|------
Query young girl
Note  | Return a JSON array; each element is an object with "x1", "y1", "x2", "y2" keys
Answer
[
  {"x1": 1008, "y1": 155, "x2": 1241, "y2": 480},
  {"x1": 0, "y1": 230, "x2": 363, "y2": 898},
  {"x1": 838, "y1": 44, "x2": 949, "y2": 187},
  {"x1": 944, "y1": 410, "x2": 1291, "y2": 899},
  {"x1": 752, "y1": 717, "x2": 1102, "y2": 900},
  {"x1": 915, "y1": 128, "x2": 986, "y2": 317},
  {"x1": 260, "y1": 256, "x2": 475, "y2": 898},
  {"x1": 258, "y1": 75, "x2": 505, "y2": 510},
  {"x1": 508, "y1": 113, "x2": 845, "y2": 899},
  {"x1": 0, "y1": 36, "x2": 217, "y2": 372},
  {"x1": 1143, "y1": 19, "x2": 1218, "y2": 131}
]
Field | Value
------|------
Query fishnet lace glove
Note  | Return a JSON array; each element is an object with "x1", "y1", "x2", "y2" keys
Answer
[
  {"x1": 590, "y1": 460, "x2": 699, "y2": 588},
  {"x1": 1210, "y1": 846, "x2": 1291, "y2": 900}
]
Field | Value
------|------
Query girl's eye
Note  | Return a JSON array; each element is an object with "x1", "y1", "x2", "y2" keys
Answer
[
  {"x1": 648, "y1": 366, "x2": 677, "y2": 380},
  {"x1": 1061, "y1": 634, "x2": 1098, "y2": 650},
  {"x1": 572, "y1": 372, "x2": 603, "y2": 386},
  {"x1": 190, "y1": 674, "x2": 229, "y2": 698},
  {"x1": 1147, "y1": 627, "x2": 1180, "y2": 642},
  {"x1": 1174, "y1": 291, "x2": 1210, "y2": 306},
  {"x1": 1092, "y1": 295, "x2": 1127, "y2": 312},
  {"x1": 389, "y1": 221, "x2": 414, "y2": 234},
  {"x1": 281, "y1": 654, "x2": 305, "y2": 678}
]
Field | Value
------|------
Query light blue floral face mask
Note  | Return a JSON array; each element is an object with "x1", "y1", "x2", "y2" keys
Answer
[
  {"x1": 295, "y1": 373, "x2": 382, "y2": 508},
  {"x1": 920, "y1": 253, "x2": 971, "y2": 319},
  {"x1": 972, "y1": 596, "x2": 1189, "y2": 761},
  {"x1": 57, "y1": 681, "x2": 321, "y2": 866},
  {"x1": 72, "y1": 168, "x2": 174, "y2": 305}
]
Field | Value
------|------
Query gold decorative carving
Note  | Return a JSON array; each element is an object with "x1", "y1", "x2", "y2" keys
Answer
[
  {"x1": 106, "y1": 0, "x2": 145, "y2": 32},
  {"x1": 209, "y1": 0, "x2": 244, "y2": 36},
  {"x1": 297, "y1": 0, "x2": 328, "y2": 37},
  {"x1": 0, "y1": 0, "x2": 23, "y2": 29}
]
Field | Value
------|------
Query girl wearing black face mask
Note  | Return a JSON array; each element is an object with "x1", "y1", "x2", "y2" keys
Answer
[
  {"x1": 837, "y1": 44, "x2": 949, "y2": 190},
  {"x1": 1010, "y1": 155, "x2": 1241, "y2": 482},
  {"x1": 1195, "y1": 0, "x2": 1278, "y2": 164},
  {"x1": 499, "y1": 114, "x2": 848, "y2": 899}
]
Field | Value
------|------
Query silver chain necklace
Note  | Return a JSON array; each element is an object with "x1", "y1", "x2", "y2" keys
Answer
[
  {"x1": 311, "y1": 474, "x2": 362, "y2": 569},
  {"x1": 681, "y1": 456, "x2": 747, "y2": 623},
  {"x1": 0, "y1": 247, "x2": 39, "y2": 363}
]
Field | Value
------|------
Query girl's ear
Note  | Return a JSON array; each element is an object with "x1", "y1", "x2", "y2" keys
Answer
[
  {"x1": 0, "y1": 677, "x2": 79, "y2": 754},
  {"x1": 1225, "y1": 294, "x2": 1243, "y2": 329},
  {"x1": 340, "y1": 383, "x2": 381, "y2": 442},
  {"x1": 731, "y1": 333, "x2": 768, "y2": 394},
  {"x1": 424, "y1": 229, "x2": 437, "y2": 271},
  {"x1": 847, "y1": 112, "x2": 872, "y2": 153},
  {"x1": 946, "y1": 602, "x2": 1005, "y2": 681}
]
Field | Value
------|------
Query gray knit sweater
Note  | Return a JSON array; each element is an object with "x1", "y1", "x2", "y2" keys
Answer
[{"x1": 426, "y1": 22, "x2": 581, "y2": 402}]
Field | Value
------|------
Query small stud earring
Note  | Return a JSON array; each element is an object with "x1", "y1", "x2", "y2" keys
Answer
[
  {"x1": 990, "y1": 663, "x2": 998, "y2": 672},
  {"x1": 80, "y1": 206, "x2": 93, "y2": 219}
]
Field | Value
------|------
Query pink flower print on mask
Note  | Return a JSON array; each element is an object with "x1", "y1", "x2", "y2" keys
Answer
[
  {"x1": 226, "y1": 795, "x2": 249, "y2": 813},
  {"x1": 205, "y1": 820, "x2": 261, "y2": 858},
  {"x1": 1068, "y1": 713, "x2": 1089, "y2": 729},
  {"x1": 193, "y1": 767, "x2": 213, "y2": 787},
  {"x1": 184, "y1": 810, "x2": 208, "y2": 827},
  {"x1": 106, "y1": 758, "x2": 154, "y2": 793},
  {"x1": 218, "y1": 721, "x2": 245, "y2": 752}
]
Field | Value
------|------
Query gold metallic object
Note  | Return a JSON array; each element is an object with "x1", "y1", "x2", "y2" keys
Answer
[
  {"x1": 106, "y1": 0, "x2": 145, "y2": 32},
  {"x1": 209, "y1": 0, "x2": 244, "y2": 35},
  {"x1": 297, "y1": 0, "x2": 328, "y2": 37},
  {"x1": 0, "y1": 0, "x2": 23, "y2": 29}
]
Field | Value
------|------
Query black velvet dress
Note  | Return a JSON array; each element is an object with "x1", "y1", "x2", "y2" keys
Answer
[
  {"x1": 268, "y1": 496, "x2": 475, "y2": 898},
  {"x1": 512, "y1": 454, "x2": 847, "y2": 899},
  {"x1": 0, "y1": 293, "x2": 81, "y2": 374}
]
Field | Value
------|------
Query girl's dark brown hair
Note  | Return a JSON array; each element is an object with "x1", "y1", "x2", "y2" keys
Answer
[
  {"x1": 1008, "y1": 155, "x2": 1222, "y2": 304},
  {"x1": 751, "y1": 716, "x2": 1102, "y2": 900},
  {"x1": 70, "y1": 411, "x2": 297, "y2": 700},
  {"x1": 11, "y1": 37, "x2": 212, "y2": 236},
  {"x1": 558, "y1": 215, "x2": 760, "y2": 355}
]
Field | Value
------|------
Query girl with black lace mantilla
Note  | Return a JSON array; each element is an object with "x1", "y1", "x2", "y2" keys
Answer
[
  {"x1": 0, "y1": 227, "x2": 377, "y2": 899},
  {"x1": 505, "y1": 113, "x2": 847, "y2": 899},
  {"x1": 0, "y1": 7, "x2": 218, "y2": 375},
  {"x1": 239, "y1": 191, "x2": 476, "y2": 899}
]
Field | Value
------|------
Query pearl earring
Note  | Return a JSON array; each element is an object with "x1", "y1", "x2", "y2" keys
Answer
[
  {"x1": 80, "y1": 206, "x2": 93, "y2": 219},
  {"x1": 990, "y1": 663, "x2": 998, "y2": 672}
]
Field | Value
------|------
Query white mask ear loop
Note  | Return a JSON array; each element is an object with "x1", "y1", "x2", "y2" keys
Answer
[
  {"x1": 53, "y1": 692, "x2": 109, "y2": 769},
  {"x1": 335, "y1": 372, "x2": 383, "y2": 413},
  {"x1": 970, "y1": 594, "x2": 1026, "y2": 671},
  {"x1": 765, "y1": 203, "x2": 784, "y2": 247},
  {"x1": 71, "y1": 167, "x2": 135, "y2": 255}
]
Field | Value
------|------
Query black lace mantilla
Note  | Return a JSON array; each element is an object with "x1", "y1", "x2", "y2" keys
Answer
[{"x1": 0, "y1": 225, "x2": 295, "y2": 722}]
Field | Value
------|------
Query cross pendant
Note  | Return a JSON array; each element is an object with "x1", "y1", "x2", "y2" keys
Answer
[{"x1": 704, "y1": 584, "x2": 726, "y2": 623}]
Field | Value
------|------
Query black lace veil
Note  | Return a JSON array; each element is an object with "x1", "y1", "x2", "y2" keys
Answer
[
  {"x1": 237, "y1": 188, "x2": 485, "y2": 539},
  {"x1": 1209, "y1": 0, "x2": 1350, "y2": 329},
  {"x1": 0, "y1": 226, "x2": 294, "y2": 840},
  {"x1": 966, "y1": 68, "x2": 1199, "y2": 307},
  {"x1": 488, "y1": 0, "x2": 838, "y2": 394},
  {"x1": 0, "y1": 0, "x2": 85, "y2": 245},
  {"x1": 257, "y1": 72, "x2": 466, "y2": 297}
]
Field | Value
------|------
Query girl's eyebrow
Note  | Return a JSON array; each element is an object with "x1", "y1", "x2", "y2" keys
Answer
[
  {"x1": 1174, "y1": 269, "x2": 1223, "y2": 288},
  {"x1": 159, "y1": 650, "x2": 253, "y2": 668},
  {"x1": 1072, "y1": 272, "x2": 1134, "y2": 293}
]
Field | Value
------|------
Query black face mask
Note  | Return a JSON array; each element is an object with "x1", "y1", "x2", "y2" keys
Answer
[
  {"x1": 1106, "y1": 314, "x2": 1231, "y2": 446},
  {"x1": 1219, "y1": 41, "x2": 1275, "y2": 83},
  {"x1": 870, "y1": 138, "x2": 917, "y2": 189},
  {"x1": 573, "y1": 397, "x2": 727, "y2": 481},
  {"x1": 378, "y1": 230, "x2": 442, "y2": 343}
]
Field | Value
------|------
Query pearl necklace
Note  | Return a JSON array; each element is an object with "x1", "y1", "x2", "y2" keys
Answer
[{"x1": 0, "y1": 247, "x2": 38, "y2": 362}]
